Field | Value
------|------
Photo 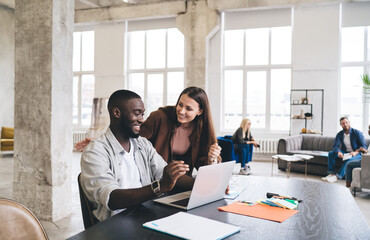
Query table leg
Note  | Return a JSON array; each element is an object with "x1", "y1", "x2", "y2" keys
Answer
[
  {"x1": 287, "y1": 162, "x2": 291, "y2": 178},
  {"x1": 271, "y1": 157, "x2": 274, "y2": 177},
  {"x1": 305, "y1": 160, "x2": 307, "y2": 180}
]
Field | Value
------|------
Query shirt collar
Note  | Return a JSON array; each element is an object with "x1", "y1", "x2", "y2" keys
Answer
[{"x1": 105, "y1": 127, "x2": 140, "y2": 155}]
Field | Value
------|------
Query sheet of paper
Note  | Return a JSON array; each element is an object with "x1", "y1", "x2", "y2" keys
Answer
[
  {"x1": 143, "y1": 212, "x2": 240, "y2": 240},
  {"x1": 343, "y1": 153, "x2": 352, "y2": 161},
  {"x1": 218, "y1": 202, "x2": 299, "y2": 223}
]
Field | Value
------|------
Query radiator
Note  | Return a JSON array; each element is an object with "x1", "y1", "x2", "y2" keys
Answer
[
  {"x1": 73, "y1": 131, "x2": 87, "y2": 146},
  {"x1": 254, "y1": 139, "x2": 278, "y2": 154}
]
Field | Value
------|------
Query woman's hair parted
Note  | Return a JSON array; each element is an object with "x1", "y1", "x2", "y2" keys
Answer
[
  {"x1": 240, "y1": 118, "x2": 251, "y2": 139},
  {"x1": 175, "y1": 86, "x2": 217, "y2": 145}
]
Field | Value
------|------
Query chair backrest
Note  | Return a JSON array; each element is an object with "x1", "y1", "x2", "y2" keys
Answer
[
  {"x1": 78, "y1": 173, "x2": 99, "y2": 229},
  {"x1": 0, "y1": 198, "x2": 48, "y2": 240}
]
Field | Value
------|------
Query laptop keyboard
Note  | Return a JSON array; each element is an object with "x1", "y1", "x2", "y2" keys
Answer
[{"x1": 170, "y1": 197, "x2": 190, "y2": 207}]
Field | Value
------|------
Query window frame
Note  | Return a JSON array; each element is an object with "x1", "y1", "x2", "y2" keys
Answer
[{"x1": 221, "y1": 27, "x2": 292, "y2": 132}]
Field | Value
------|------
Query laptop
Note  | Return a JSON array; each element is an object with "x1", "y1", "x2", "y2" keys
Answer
[{"x1": 154, "y1": 161, "x2": 235, "y2": 210}]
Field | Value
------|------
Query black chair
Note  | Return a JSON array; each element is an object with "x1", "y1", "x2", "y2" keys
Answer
[{"x1": 78, "y1": 173, "x2": 99, "y2": 229}]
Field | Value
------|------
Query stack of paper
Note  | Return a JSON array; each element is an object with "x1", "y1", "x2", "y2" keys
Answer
[
  {"x1": 258, "y1": 197, "x2": 298, "y2": 210},
  {"x1": 143, "y1": 212, "x2": 240, "y2": 240}
]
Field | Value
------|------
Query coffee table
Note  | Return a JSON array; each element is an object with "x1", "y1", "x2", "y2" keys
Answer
[{"x1": 272, "y1": 154, "x2": 314, "y2": 179}]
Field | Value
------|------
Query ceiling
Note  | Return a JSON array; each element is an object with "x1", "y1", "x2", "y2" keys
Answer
[{"x1": 0, "y1": 0, "x2": 180, "y2": 10}]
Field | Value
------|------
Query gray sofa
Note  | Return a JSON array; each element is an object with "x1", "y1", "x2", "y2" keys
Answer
[{"x1": 277, "y1": 135, "x2": 370, "y2": 176}]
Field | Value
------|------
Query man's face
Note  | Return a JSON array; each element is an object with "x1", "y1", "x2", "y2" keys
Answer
[
  {"x1": 340, "y1": 118, "x2": 351, "y2": 132},
  {"x1": 119, "y1": 98, "x2": 145, "y2": 138}
]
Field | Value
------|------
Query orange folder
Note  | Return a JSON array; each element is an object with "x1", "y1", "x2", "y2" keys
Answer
[{"x1": 218, "y1": 202, "x2": 299, "y2": 223}]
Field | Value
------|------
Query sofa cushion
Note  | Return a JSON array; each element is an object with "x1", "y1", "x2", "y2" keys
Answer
[
  {"x1": 301, "y1": 135, "x2": 335, "y2": 151},
  {"x1": 1, "y1": 139, "x2": 14, "y2": 146},
  {"x1": 1, "y1": 127, "x2": 14, "y2": 139}
]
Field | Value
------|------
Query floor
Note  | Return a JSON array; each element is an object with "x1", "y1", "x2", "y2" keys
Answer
[{"x1": 1, "y1": 152, "x2": 369, "y2": 239}]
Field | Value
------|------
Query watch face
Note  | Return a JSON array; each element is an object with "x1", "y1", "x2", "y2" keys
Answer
[{"x1": 152, "y1": 181, "x2": 159, "y2": 189}]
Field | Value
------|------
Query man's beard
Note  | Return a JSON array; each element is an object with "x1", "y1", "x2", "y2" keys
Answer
[{"x1": 121, "y1": 117, "x2": 140, "y2": 138}]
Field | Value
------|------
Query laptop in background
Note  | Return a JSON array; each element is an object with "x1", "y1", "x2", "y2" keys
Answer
[{"x1": 154, "y1": 161, "x2": 235, "y2": 210}]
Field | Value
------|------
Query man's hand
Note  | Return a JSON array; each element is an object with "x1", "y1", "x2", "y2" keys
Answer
[
  {"x1": 208, "y1": 143, "x2": 221, "y2": 165},
  {"x1": 160, "y1": 161, "x2": 190, "y2": 192},
  {"x1": 338, "y1": 151, "x2": 344, "y2": 158}
]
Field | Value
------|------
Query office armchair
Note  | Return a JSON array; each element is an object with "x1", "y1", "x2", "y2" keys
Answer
[
  {"x1": 0, "y1": 198, "x2": 48, "y2": 240},
  {"x1": 351, "y1": 153, "x2": 370, "y2": 197},
  {"x1": 217, "y1": 135, "x2": 239, "y2": 162},
  {"x1": 78, "y1": 173, "x2": 99, "y2": 229}
]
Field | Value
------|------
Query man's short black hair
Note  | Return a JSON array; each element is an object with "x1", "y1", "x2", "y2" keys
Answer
[
  {"x1": 108, "y1": 89, "x2": 141, "y2": 114},
  {"x1": 340, "y1": 116, "x2": 349, "y2": 122}
]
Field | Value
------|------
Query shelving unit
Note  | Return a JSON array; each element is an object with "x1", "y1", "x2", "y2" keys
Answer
[{"x1": 290, "y1": 89, "x2": 324, "y2": 136}]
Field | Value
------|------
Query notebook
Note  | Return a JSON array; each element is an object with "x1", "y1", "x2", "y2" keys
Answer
[
  {"x1": 154, "y1": 161, "x2": 235, "y2": 210},
  {"x1": 143, "y1": 212, "x2": 240, "y2": 240}
]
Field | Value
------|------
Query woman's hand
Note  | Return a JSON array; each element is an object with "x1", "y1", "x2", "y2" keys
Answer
[
  {"x1": 74, "y1": 138, "x2": 91, "y2": 152},
  {"x1": 208, "y1": 143, "x2": 221, "y2": 165}
]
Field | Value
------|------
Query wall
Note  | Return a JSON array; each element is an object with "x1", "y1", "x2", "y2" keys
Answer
[{"x1": 0, "y1": 5, "x2": 14, "y2": 128}]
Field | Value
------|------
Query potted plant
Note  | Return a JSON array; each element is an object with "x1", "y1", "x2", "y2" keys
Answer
[{"x1": 362, "y1": 74, "x2": 370, "y2": 102}]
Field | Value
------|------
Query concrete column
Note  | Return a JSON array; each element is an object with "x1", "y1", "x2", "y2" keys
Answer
[
  {"x1": 14, "y1": 0, "x2": 74, "y2": 221},
  {"x1": 177, "y1": 0, "x2": 218, "y2": 89}
]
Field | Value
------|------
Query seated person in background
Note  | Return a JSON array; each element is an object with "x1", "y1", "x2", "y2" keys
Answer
[
  {"x1": 347, "y1": 124, "x2": 370, "y2": 188},
  {"x1": 322, "y1": 117, "x2": 367, "y2": 183},
  {"x1": 231, "y1": 118, "x2": 259, "y2": 175},
  {"x1": 80, "y1": 90, "x2": 194, "y2": 222},
  {"x1": 140, "y1": 86, "x2": 221, "y2": 176}
]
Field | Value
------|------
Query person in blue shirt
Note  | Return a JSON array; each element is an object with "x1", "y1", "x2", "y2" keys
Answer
[{"x1": 322, "y1": 117, "x2": 367, "y2": 183}]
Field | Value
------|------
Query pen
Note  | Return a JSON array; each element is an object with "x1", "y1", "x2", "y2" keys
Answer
[{"x1": 266, "y1": 192, "x2": 303, "y2": 202}]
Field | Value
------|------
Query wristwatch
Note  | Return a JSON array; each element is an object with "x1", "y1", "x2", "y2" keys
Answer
[{"x1": 151, "y1": 180, "x2": 163, "y2": 197}]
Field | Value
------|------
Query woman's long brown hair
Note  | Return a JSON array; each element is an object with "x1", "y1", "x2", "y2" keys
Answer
[{"x1": 175, "y1": 86, "x2": 217, "y2": 151}]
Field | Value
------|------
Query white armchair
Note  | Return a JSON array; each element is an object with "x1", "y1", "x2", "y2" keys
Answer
[{"x1": 352, "y1": 153, "x2": 370, "y2": 196}]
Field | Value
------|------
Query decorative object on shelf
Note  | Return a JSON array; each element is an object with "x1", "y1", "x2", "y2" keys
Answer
[
  {"x1": 300, "y1": 110, "x2": 305, "y2": 119},
  {"x1": 304, "y1": 112, "x2": 312, "y2": 119},
  {"x1": 362, "y1": 74, "x2": 370, "y2": 103},
  {"x1": 292, "y1": 100, "x2": 299, "y2": 104},
  {"x1": 301, "y1": 97, "x2": 309, "y2": 104}
]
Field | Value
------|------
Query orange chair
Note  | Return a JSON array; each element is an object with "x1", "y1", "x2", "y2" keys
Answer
[{"x1": 0, "y1": 198, "x2": 48, "y2": 240}]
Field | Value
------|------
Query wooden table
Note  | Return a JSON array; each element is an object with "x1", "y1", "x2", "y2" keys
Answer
[{"x1": 68, "y1": 176, "x2": 370, "y2": 240}]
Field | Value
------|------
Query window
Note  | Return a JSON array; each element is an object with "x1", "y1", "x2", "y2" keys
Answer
[
  {"x1": 223, "y1": 26, "x2": 292, "y2": 131},
  {"x1": 340, "y1": 26, "x2": 370, "y2": 131},
  {"x1": 127, "y1": 27, "x2": 185, "y2": 115},
  {"x1": 73, "y1": 31, "x2": 95, "y2": 128}
]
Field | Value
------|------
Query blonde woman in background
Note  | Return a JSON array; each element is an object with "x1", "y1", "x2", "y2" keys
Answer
[{"x1": 231, "y1": 118, "x2": 259, "y2": 175}]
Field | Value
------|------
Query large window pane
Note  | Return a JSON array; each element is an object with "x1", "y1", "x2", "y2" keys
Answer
[
  {"x1": 341, "y1": 67, "x2": 363, "y2": 129},
  {"x1": 167, "y1": 72, "x2": 184, "y2": 105},
  {"x1": 81, "y1": 75, "x2": 95, "y2": 126},
  {"x1": 245, "y1": 28, "x2": 269, "y2": 65},
  {"x1": 270, "y1": 69, "x2": 291, "y2": 130},
  {"x1": 73, "y1": 76, "x2": 79, "y2": 124},
  {"x1": 271, "y1": 27, "x2": 291, "y2": 64},
  {"x1": 128, "y1": 31, "x2": 145, "y2": 69},
  {"x1": 167, "y1": 29, "x2": 184, "y2": 68},
  {"x1": 73, "y1": 32, "x2": 81, "y2": 72},
  {"x1": 224, "y1": 30, "x2": 244, "y2": 66},
  {"x1": 146, "y1": 29, "x2": 166, "y2": 69},
  {"x1": 246, "y1": 71, "x2": 266, "y2": 128},
  {"x1": 224, "y1": 70, "x2": 243, "y2": 129},
  {"x1": 147, "y1": 74, "x2": 163, "y2": 115},
  {"x1": 81, "y1": 31, "x2": 94, "y2": 71},
  {"x1": 342, "y1": 27, "x2": 364, "y2": 62},
  {"x1": 128, "y1": 73, "x2": 145, "y2": 101}
]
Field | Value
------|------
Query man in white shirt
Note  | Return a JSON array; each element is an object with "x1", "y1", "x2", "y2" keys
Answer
[
  {"x1": 322, "y1": 117, "x2": 367, "y2": 185},
  {"x1": 80, "y1": 90, "x2": 194, "y2": 222}
]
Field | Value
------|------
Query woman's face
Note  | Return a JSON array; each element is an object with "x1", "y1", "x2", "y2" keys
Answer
[
  {"x1": 176, "y1": 94, "x2": 203, "y2": 125},
  {"x1": 246, "y1": 121, "x2": 251, "y2": 129}
]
